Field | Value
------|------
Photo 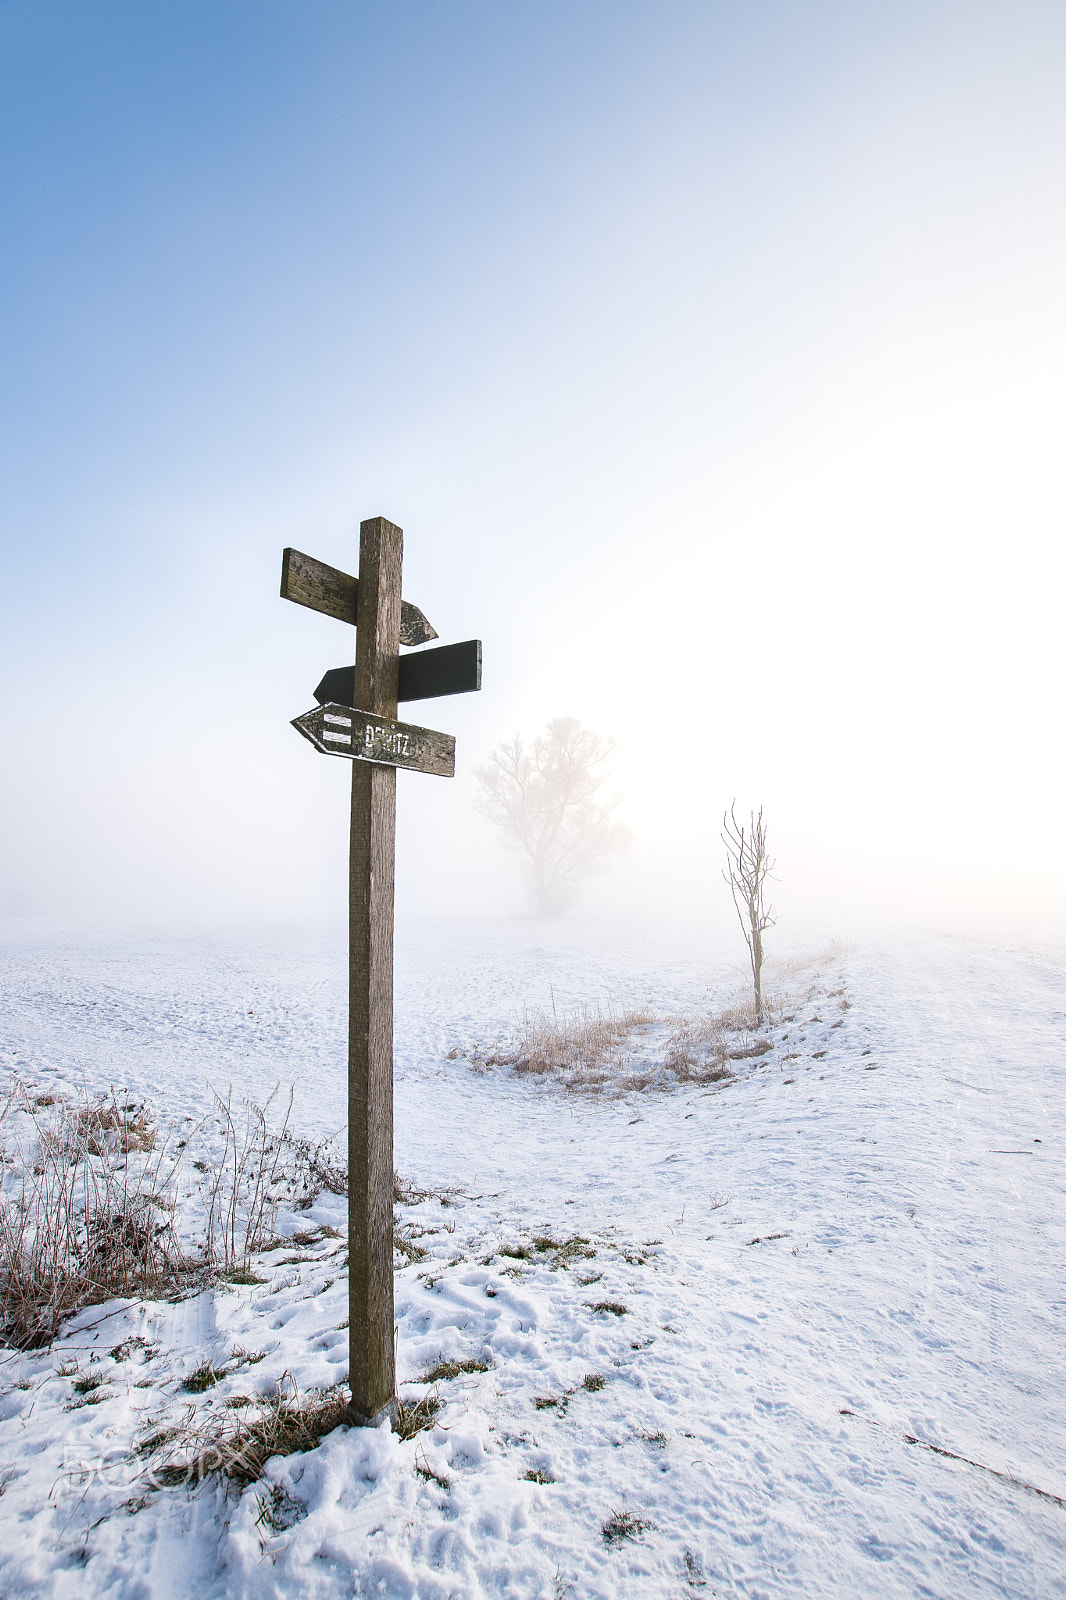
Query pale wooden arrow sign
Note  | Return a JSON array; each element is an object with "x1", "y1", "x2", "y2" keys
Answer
[
  {"x1": 292, "y1": 701, "x2": 455, "y2": 778},
  {"x1": 281, "y1": 547, "x2": 437, "y2": 646}
]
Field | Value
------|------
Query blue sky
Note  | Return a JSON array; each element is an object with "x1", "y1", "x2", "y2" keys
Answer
[{"x1": 2, "y1": 1, "x2": 1065, "y2": 932}]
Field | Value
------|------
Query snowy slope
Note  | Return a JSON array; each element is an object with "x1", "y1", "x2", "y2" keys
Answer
[{"x1": 0, "y1": 921, "x2": 1063, "y2": 1598}]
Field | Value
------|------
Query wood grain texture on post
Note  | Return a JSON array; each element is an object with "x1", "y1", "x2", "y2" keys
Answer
[{"x1": 347, "y1": 516, "x2": 402, "y2": 1427}]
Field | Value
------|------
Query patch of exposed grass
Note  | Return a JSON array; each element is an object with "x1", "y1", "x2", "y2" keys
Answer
[
  {"x1": 535, "y1": 1234, "x2": 595, "y2": 1269},
  {"x1": 71, "y1": 1369, "x2": 108, "y2": 1395},
  {"x1": 534, "y1": 1393, "x2": 570, "y2": 1414},
  {"x1": 254, "y1": 1483, "x2": 307, "y2": 1535},
  {"x1": 182, "y1": 1360, "x2": 227, "y2": 1393},
  {"x1": 479, "y1": 1001, "x2": 656, "y2": 1092},
  {"x1": 0, "y1": 1089, "x2": 193, "y2": 1349},
  {"x1": 523, "y1": 1468, "x2": 555, "y2": 1483},
  {"x1": 420, "y1": 1357, "x2": 490, "y2": 1383},
  {"x1": 141, "y1": 1380, "x2": 347, "y2": 1487},
  {"x1": 134, "y1": 1426, "x2": 181, "y2": 1458},
  {"x1": 602, "y1": 1508, "x2": 650, "y2": 1546},
  {"x1": 582, "y1": 1373, "x2": 605, "y2": 1391},
  {"x1": 725, "y1": 1039, "x2": 773, "y2": 1061},
  {"x1": 684, "y1": 1549, "x2": 707, "y2": 1587},
  {"x1": 394, "y1": 1229, "x2": 429, "y2": 1264},
  {"x1": 589, "y1": 1301, "x2": 628, "y2": 1316},
  {"x1": 230, "y1": 1345, "x2": 265, "y2": 1368},
  {"x1": 71, "y1": 1096, "x2": 157, "y2": 1157},
  {"x1": 395, "y1": 1393, "x2": 442, "y2": 1440},
  {"x1": 110, "y1": 1335, "x2": 156, "y2": 1363}
]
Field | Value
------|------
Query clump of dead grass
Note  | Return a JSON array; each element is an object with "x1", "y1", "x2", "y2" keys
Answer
[
  {"x1": 141, "y1": 1376, "x2": 347, "y2": 1487},
  {"x1": 0, "y1": 1076, "x2": 350, "y2": 1350},
  {"x1": 663, "y1": 985, "x2": 818, "y2": 1080},
  {"x1": 0, "y1": 1070, "x2": 454, "y2": 1359},
  {"x1": 60, "y1": 1095, "x2": 157, "y2": 1157},
  {"x1": 0, "y1": 1087, "x2": 191, "y2": 1349},
  {"x1": 460, "y1": 980, "x2": 826, "y2": 1095},
  {"x1": 394, "y1": 1226, "x2": 429, "y2": 1264},
  {"x1": 602, "y1": 1507, "x2": 650, "y2": 1545},
  {"x1": 420, "y1": 1357, "x2": 489, "y2": 1383},
  {"x1": 395, "y1": 1393, "x2": 443, "y2": 1440},
  {"x1": 485, "y1": 1000, "x2": 655, "y2": 1090}
]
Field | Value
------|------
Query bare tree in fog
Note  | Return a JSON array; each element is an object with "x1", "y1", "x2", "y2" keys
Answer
[
  {"x1": 474, "y1": 717, "x2": 632, "y2": 915},
  {"x1": 722, "y1": 803, "x2": 775, "y2": 1026}
]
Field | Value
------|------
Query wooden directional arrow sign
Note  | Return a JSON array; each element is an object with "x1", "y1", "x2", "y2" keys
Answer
[
  {"x1": 292, "y1": 702, "x2": 455, "y2": 778},
  {"x1": 281, "y1": 547, "x2": 437, "y2": 646}
]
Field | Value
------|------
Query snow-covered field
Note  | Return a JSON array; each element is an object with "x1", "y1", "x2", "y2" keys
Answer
[{"x1": 0, "y1": 917, "x2": 1063, "y2": 1599}]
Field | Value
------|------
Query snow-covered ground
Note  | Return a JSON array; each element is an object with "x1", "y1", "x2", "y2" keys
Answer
[{"x1": 0, "y1": 917, "x2": 1063, "y2": 1598}]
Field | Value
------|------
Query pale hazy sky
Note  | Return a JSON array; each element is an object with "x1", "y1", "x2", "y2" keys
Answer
[{"x1": 2, "y1": 0, "x2": 1064, "y2": 936}]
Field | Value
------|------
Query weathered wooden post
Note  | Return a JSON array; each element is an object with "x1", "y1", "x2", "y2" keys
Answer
[
  {"x1": 347, "y1": 517, "x2": 401, "y2": 1426},
  {"x1": 281, "y1": 518, "x2": 481, "y2": 1429}
]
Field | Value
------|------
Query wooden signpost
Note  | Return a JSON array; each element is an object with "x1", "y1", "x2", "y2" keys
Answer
[{"x1": 282, "y1": 517, "x2": 481, "y2": 1428}]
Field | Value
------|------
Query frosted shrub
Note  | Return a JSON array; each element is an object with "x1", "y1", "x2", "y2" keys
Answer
[{"x1": 0, "y1": 1090, "x2": 187, "y2": 1349}]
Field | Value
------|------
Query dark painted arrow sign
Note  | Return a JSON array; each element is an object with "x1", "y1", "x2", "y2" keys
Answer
[
  {"x1": 315, "y1": 639, "x2": 482, "y2": 707},
  {"x1": 292, "y1": 702, "x2": 455, "y2": 778}
]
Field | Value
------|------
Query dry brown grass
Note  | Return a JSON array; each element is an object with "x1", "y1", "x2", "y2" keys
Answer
[
  {"x1": 141, "y1": 1376, "x2": 347, "y2": 1487},
  {"x1": 484, "y1": 1001, "x2": 655, "y2": 1091},
  {"x1": 0, "y1": 1089, "x2": 190, "y2": 1349},
  {"x1": 0, "y1": 1080, "x2": 337, "y2": 1351},
  {"x1": 71, "y1": 1097, "x2": 157, "y2": 1156},
  {"x1": 420, "y1": 1357, "x2": 490, "y2": 1383},
  {"x1": 462, "y1": 978, "x2": 828, "y2": 1095},
  {"x1": 395, "y1": 1393, "x2": 443, "y2": 1440},
  {"x1": 663, "y1": 986, "x2": 813, "y2": 1080}
]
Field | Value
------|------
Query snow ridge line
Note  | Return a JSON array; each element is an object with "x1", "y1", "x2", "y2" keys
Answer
[{"x1": 839, "y1": 1408, "x2": 1066, "y2": 1510}]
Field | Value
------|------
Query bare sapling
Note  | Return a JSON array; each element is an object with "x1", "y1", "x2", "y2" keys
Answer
[{"x1": 722, "y1": 803, "x2": 775, "y2": 1028}]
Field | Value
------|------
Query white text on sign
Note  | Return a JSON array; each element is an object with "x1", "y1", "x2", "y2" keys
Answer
[
  {"x1": 320, "y1": 712, "x2": 412, "y2": 758},
  {"x1": 292, "y1": 703, "x2": 455, "y2": 778}
]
